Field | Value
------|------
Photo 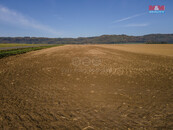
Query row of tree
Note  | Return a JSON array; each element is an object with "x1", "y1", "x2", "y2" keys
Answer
[{"x1": 0, "y1": 34, "x2": 173, "y2": 44}]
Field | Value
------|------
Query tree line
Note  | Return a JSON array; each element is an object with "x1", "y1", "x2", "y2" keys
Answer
[{"x1": 0, "y1": 34, "x2": 173, "y2": 44}]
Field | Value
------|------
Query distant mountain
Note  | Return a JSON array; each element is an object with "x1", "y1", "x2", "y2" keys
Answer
[{"x1": 0, "y1": 34, "x2": 173, "y2": 44}]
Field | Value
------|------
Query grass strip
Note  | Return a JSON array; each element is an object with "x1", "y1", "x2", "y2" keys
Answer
[{"x1": 0, "y1": 45, "x2": 62, "y2": 59}]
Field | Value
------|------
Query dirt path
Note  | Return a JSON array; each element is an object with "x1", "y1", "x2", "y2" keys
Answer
[{"x1": 0, "y1": 45, "x2": 173, "y2": 129}]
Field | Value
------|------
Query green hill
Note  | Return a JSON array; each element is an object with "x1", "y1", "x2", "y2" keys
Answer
[{"x1": 0, "y1": 34, "x2": 173, "y2": 44}]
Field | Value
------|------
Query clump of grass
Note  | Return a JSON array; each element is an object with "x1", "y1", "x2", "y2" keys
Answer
[{"x1": 0, "y1": 45, "x2": 62, "y2": 59}]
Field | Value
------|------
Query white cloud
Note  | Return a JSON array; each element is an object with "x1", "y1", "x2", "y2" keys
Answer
[
  {"x1": 124, "y1": 23, "x2": 149, "y2": 27},
  {"x1": 113, "y1": 13, "x2": 146, "y2": 23},
  {"x1": 0, "y1": 5, "x2": 60, "y2": 36},
  {"x1": 110, "y1": 23, "x2": 149, "y2": 28}
]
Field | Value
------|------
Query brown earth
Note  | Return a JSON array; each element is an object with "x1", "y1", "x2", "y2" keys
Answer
[{"x1": 0, "y1": 44, "x2": 173, "y2": 129}]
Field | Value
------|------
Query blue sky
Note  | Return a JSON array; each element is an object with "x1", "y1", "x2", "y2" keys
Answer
[{"x1": 0, "y1": 0, "x2": 173, "y2": 38}]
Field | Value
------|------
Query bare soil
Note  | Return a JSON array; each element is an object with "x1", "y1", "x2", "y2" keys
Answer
[{"x1": 0, "y1": 44, "x2": 173, "y2": 129}]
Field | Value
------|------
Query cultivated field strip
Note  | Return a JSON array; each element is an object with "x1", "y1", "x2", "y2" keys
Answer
[
  {"x1": 0, "y1": 45, "x2": 173, "y2": 129},
  {"x1": 0, "y1": 44, "x2": 53, "y2": 50}
]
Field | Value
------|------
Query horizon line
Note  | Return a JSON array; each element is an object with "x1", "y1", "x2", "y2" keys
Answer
[{"x1": 0, "y1": 33, "x2": 172, "y2": 39}]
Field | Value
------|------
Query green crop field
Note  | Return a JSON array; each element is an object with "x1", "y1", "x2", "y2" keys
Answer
[
  {"x1": 0, "y1": 44, "x2": 62, "y2": 59},
  {"x1": 0, "y1": 43, "x2": 49, "y2": 47}
]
